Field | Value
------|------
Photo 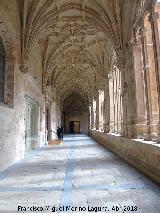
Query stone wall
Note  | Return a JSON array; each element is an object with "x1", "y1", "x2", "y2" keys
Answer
[
  {"x1": 64, "y1": 111, "x2": 89, "y2": 134},
  {"x1": 0, "y1": 65, "x2": 25, "y2": 171},
  {"x1": 0, "y1": 1, "x2": 60, "y2": 172},
  {"x1": 89, "y1": 130, "x2": 160, "y2": 184},
  {"x1": 0, "y1": 62, "x2": 46, "y2": 172},
  {"x1": 0, "y1": 1, "x2": 24, "y2": 171}
]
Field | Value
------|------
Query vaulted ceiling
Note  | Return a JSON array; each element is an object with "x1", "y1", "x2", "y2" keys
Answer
[{"x1": 18, "y1": 0, "x2": 142, "y2": 104}]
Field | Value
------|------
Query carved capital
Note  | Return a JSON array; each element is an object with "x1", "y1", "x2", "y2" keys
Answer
[
  {"x1": 125, "y1": 42, "x2": 134, "y2": 56},
  {"x1": 44, "y1": 85, "x2": 56, "y2": 102},
  {"x1": 117, "y1": 57, "x2": 127, "y2": 71},
  {"x1": 148, "y1": 13, "x2": 153, "y2": 24},
  {"x1": 19, "y1": 64, "x2": 28, "y2": 73},
  {"x1": 121, "y1": 82, "x2": 128, "y2": 98}
]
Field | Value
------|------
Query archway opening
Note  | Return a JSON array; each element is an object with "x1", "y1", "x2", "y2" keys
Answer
[{"x1": 62, "y1": 93, "x2": 89, "y2": 134}]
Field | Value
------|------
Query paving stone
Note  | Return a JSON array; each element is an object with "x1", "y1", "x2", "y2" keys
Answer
[{"x1": 0, "y1": 134, "x2": 160, "y2": 213}]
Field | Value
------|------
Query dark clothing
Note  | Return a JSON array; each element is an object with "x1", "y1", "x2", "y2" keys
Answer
[
  {"x1": 56, "y1": 126, "x2": 64, "y2": 140},
  {"x1": 56, "y1": 127, "x2": 61, "y2": 139},
  {"x1": 60, "y1": 126, "x2": 64, "y2": 140}
]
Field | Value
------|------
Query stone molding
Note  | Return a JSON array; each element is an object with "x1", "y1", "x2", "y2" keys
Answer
[{"x1": 0, "y1": 18, "x2": 15, "y2": 107}]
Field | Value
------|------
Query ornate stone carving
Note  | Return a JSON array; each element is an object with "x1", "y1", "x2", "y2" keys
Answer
[
  {"x1": 19, "y1": 64, "x2": 28, "y2": 73},
  {"x1": 0, "y1": 18, "x2": 15, "y2": 107},
  {"x1": 121, "y1": 82, "x2": 128, "y2": 98}
]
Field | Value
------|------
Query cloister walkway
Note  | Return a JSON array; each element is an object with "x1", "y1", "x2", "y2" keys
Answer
[{"x1": 0, "y1": 135, "x2": 160, "y2": 213}]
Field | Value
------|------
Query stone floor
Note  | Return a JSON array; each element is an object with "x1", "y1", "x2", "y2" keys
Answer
[{"x1": 0, "y1": 134, "x2": 160, "y2": 213}]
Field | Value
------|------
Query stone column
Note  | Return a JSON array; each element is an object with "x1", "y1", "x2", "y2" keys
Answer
[
  {"x1": 149, "y1": 6, "x2": 160, "y2": 141},
  {"x1": 103, "y1": 78, "x2": 110, "y2": 133},
  {"x1": 96, "y1": 91, "x2": 100, "y2": 130},
  {"x1": 91, "y1": 102, "x2": 94, "y2": 129},
  {"x1": 109, "y1": 73, "x2": 115, "y2": 133},
  {"x1": 144, "y1": 14, "x2": 159, "y2": 140},
  {"x1": 132, "y1": 36, "x2": 148, "y2": 138},
  {"x1": 119, "y1": 57, "x2": 136, "y2": 138},
  {"x1": 140, "y1": 27, "x2": 152, "y2": 140},
  {"x1": 118, "y1": 59, "x2": 128, "y2": 137}
]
